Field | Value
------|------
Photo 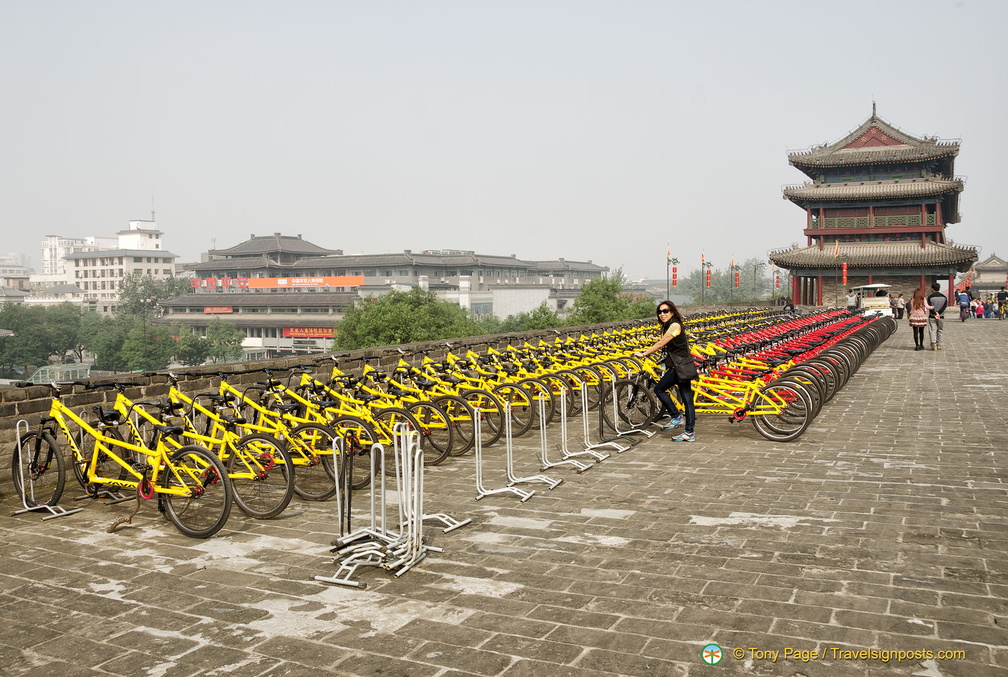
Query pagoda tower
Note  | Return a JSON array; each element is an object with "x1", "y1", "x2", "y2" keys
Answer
[{"x1": 769, "y1": 108, "x2": 978, "y2": 305}]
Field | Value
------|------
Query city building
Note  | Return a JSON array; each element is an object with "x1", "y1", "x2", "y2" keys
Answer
[
  {"x1": 59, "y1": 220, "x2": 178, "y2": 313},
  {"x1": 769, "y1": 108, "x2": 978, "y2": 305},
  {"x1": 969, "y1": 254, "x2": 1008, "y2": 296},
  {"x1": 167, "y1": 234, "x2": 609, "y2": 359}
]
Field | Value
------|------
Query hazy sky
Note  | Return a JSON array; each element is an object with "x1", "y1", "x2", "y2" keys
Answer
[{"x1": 2, "y1": 0, "x2": 1005, "y2": 280}]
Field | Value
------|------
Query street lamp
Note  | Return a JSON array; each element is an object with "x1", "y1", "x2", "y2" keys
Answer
[
  {"x1": 730, "y1": 263, "x2": 741, "y2": 307},
  {"x1": 700, "y1": 261, "x2": 713, "y2": 305},
  {"x1": 666, "y1": 256, "x2": 679, "y2": 300}
]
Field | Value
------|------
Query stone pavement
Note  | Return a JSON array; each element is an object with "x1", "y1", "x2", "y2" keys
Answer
[{"x1": 1, "y1": 317, "x2": 1006, "y2": 677}]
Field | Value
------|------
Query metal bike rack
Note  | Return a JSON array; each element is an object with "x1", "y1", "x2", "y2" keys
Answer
[
  {"x1": 474, "y1": 407, "x2": 534, "y2": 501},
  {"x1": 11, "y1": 419, "x2": 83, "y2": 521},
  {"x1": 581, "y1": 383, "x2": 630, "y2": 454},
  {"x1": 538, "y1": 388, "x2": 591, "y2": 473},
  {"x1": 504, "y1": 402, "x2": 561, "y2": 491},
  {"x1": 606, "y1": 375, "x2": 655, "y2": 440},
  {"x1": 317, "y1": 425, "x2": 442, "y2": 587}
]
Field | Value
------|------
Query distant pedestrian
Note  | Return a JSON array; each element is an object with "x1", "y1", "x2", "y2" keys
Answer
[
  {"x1": 926, "y1": 282, "x2": 947, "y2": 350},
  {"x1": 895, "y1": 293, "x2": 905, "y2": 320},
  {"x1": 957, "y1": 289, "x2": 970, "y2": 322},
  {"x1": 846, "y1": 289, "x2": 858, "y2": 312},
  {"x1": 907, "y1": 288, "x2": 931, "y2": 351}
]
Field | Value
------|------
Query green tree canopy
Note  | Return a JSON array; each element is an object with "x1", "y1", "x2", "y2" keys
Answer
[
  {"x1": 116, "y1": 272, "x2": 192, "y2": 319},
  {"x1": 334, "y1": 287, "x2": 482, "y2": 350},
  {"x1": 566, "y1": 270, "x2": 652, "y2": 325},
  {"x1": 204, "y1": 318, "x2": 245, "y2": 363}
]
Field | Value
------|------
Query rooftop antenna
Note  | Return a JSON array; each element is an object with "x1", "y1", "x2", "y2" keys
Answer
[
  {"x1": 872, "y1": 99, "x2": 876, "y2": 117},
  {"x1": 151, "y1": 192, "x2": 156, "y2": 222}
]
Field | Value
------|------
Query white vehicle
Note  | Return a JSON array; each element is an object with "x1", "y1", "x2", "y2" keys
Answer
[{"x1": 851, "y1": 283, "x2": 893, "y2": 317}]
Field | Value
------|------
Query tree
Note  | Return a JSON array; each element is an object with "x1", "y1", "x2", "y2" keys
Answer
[
  {"x1": 121, "y1": 323, "x2": 176, "y2": 371},
  {"x1": 566, "y1": 269, "x2": 650, "y2": 325},
  {"x1": 0, "y1": 303, "x2": 86, "y2": 373},
  {"x1": 204, "y1": 318, "x2": 245, "y2": 363},
  {"x1": 173, "y1": 328, "x2": 210, "y2": 367},
  {"x1": 334, "y1": 287, "x2": 481, "y2": 350},
  {"x1": 116, "y1": 272, "x2": 192, "y2": 319},
  {"x1": 84, "y1": 315, "x2": 135, "y2": 372}
]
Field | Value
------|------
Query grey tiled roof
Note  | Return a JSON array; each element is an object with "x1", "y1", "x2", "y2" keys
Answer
[
  {"x1": 769, "y1": 241, "x2": 978, "y2": 269},
  {"x1": 209, "y1": 234, "x2": 340, "y2": 257},
  {"x1": 533, "y1": 260, "x2": 609, "y2": 273},
  {"x1": 789, "y1": 114, "x2": 959, "y2": 168},
  {"x1": 159, "y1": 291, "x2": 358, "y2": 308},
  {"x1": 783, "y1": 178, "x2": 962, "y2": 202}
]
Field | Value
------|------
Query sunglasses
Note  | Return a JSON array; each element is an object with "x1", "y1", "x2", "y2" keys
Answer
[{"x1": 657, "y1": 308, "x2": 672, "y2": 315}]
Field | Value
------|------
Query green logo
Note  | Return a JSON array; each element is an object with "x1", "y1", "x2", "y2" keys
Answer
[{"x1": 702, "y1": 643, "x2": 723, "y2": 665}]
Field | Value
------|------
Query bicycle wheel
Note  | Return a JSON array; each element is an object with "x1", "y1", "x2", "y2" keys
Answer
[
  {"x1": 572, "y1": 366, "x2": 603, "y2": 410},
  {"x1": 372, "y1": 407, "x2": 424, "y2": 476},
  {"x1": 601, "y1": 378, "x2": 658, "y2": 429},
  {"x1": 406, "y1": 402, "x2": 453, "y2": 465},
  {"x1": 751, "y1": 382, "x2": 812, "y2": 442},
  {"x1": 491, "y1": 384, "x2": 535, "y2": 438},
  {"x1": 228, "y1": 434, "x2": 295, "y2": 519},
  {"x1": 538, "y1": 373, "x2": 577, "y2": 418},
  {"x1": 74, "y1": 427, "x2": 130, "y2": 492},
  {"x1": 518, "y1": 378, "x2": 555, "y2": 427},
  {"x1": 329, "y1": 415, "x2": 378, "y2": 490},
  {"x1": 459, "y1": 389, "x2": 505, "y2": 447},
  {"x1": 161, "y1": 445, "x2": 233, "y2": 538},
  {"x1": 286, "y1": 423, "x2": 339, "y2": 500},
  {"x1": 11, "y1": 430, "x2": 66, "y2": 508},
  {"x1": 435, "y1": 395, "x2": 476, "y2": 456}
]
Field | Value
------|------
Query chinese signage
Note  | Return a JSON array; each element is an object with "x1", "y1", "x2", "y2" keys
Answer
[
  {"x1": 203, "y1": 306, "x2": 234, "y2": 313},
  {"x1": 190, "y1": 276, "x2": 364, "y2": 290},
  {"x1": 283, "y1": 327, "x2": 335, "y2": 338}
]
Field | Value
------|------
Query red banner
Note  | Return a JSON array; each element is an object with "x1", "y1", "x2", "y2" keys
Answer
[
  {"x1": 283, "y1": 327, "x2": 335, "y2": 338},
  {"x1": 204, "y1": 306, "x2": 233, "y2": 313}
]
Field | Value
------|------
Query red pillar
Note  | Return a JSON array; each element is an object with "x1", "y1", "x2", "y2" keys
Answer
[
  {"x1": 792, "y1": 276, "x2": 801, "y2": 305},
  {"x1": 920, "y1": 274, "x2": 927, "y2": 294},
  {"x1": 817, "y1": 275, "x2": 823, "y2": 306}
]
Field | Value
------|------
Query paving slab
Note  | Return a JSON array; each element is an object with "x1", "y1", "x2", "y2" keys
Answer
[{"x1": 2, "y1": 318, "x2": 1006, "y2": 675}]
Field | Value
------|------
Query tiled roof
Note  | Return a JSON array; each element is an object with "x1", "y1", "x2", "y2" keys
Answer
[
  {"x1": 789, "y1": 114, "x2": 959, "y2": 168},
  {"x1": 783, "y1": 178, "x2": 962, "y2": 202},
  {"x1": 42, "y1": 284, "x2": 86, "y2": 294},
  {"x1": 296, "y1": 253, "x2": 446, "y2": 267},
  {"x1": 188, "y1": 256, "x2": 290, "y2": 272},
  {"x1": 160, "y1": 291, "x2": 357, "y2": 308},
  {"x1": 209, "y1": 234, "x2": 340, "y2": 258},
  {"x1": 533, "y1": 260, "x2": 609, "y2": 272},
  {"x1": 769, "y1": 241, "x2": 978, "y2": 269}
]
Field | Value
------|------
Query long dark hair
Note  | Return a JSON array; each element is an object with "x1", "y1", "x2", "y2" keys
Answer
[{"x1": 655, "y1": 300, "x2": 683, "y2": 332}]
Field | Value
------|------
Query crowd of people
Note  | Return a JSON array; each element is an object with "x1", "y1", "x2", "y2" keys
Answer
[{"x1": 843, "y1": 283, "x2": 1007, "y2": 352}]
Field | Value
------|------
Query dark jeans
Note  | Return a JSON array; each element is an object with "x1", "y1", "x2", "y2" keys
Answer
[{"x1": 654, "y1": 368, "x2": 696, "y2": 433}]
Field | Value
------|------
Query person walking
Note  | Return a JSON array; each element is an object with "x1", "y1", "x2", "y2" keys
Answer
[
  {"x1": 926, "y1": 282, "x2": 947, "y2": 350},
  {"x1": 907, "y1": 288, "x2": 931, "y2": 351},
  {"x1": 895, "y1": 293, "x2": 906, "y2": 320},
  {"x1": 634, "y1": 300, "x2": 698, "y2": 442},
  {"x1": 846, "y1": 289, "x2": 858, "y2": 312}
]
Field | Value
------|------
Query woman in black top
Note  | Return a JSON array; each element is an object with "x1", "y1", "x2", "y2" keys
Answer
[{"x1": 634, "y1": 300, "x2": 698, "y2": 442}]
